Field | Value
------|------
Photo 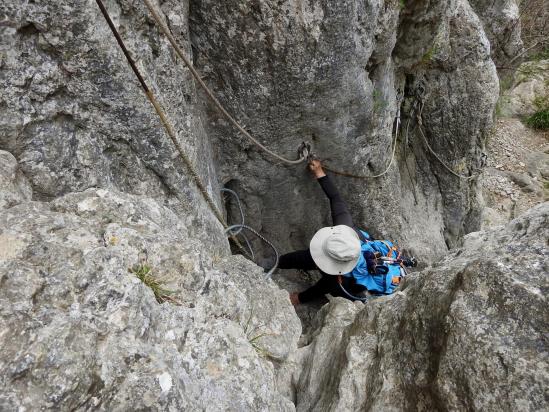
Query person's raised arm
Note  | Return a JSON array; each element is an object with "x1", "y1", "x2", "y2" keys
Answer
[{"x1": 308, "y1": 159, "x2": 354, "y2": 228}]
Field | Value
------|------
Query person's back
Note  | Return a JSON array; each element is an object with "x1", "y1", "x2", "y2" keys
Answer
[{"x1": 271, "y1": 159, "x2": 416, "y2": 305}]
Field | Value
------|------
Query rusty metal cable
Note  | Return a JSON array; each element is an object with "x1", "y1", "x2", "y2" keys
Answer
[
  {"x1": 142, "y1": 0, "x2": 306, "y2": 166},
  {"x1": 416, "y1": 102, "x2": 478, "y2": 181},
  {"x1": 94, "y1": 0, "x2": 253, "y2": 255}
]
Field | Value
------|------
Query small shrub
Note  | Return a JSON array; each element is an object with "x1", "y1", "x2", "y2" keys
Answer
[
  {"x1": 525, "y1": 109, "x2": 549, "y2": 129},
  {"x1": 129, "y1": 263, "x2": 179, "y2": 304},
  {"x1": 530, "y1": 48, "x2": 549, "y2": 61}
]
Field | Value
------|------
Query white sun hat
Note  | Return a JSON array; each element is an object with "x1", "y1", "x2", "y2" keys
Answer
[{"x1": 309, "y1": 225, "x2": 361, "y2": 275}]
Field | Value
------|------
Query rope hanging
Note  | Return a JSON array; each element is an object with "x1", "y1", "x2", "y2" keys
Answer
[
  {"x1": 141, "y1": 0, "x2": 306, "y2": 166},
  {"x1": 416, "y1": 102, "x2": 478, "y2": 181},
  {"x1": 94, "y1": 0, "x2": 225, "y2": 225},
  {"x1": 94, "y1": 0, "x2": 254, "y2": 257}
]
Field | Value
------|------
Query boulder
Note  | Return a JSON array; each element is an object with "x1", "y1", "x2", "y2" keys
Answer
[
  {"x1": 500, "y1": 60, "x2": 549, "y2": 118},
  {"x1": 0, "y1": 157, "x2": 300, "y2": 410},
  {"x1": 280, "y1": 203, "x2": 548, "y2": 411}
]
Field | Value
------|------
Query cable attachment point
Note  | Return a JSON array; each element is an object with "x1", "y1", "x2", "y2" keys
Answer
[
  {"x1": 396, "y1": 88, "x2": 404, "y2": 103},
  {"x1": 414, "y1": 80, "x2": 427, "y2": 102},
  {"x1": 297, "y1": 141, "x2": 314, "y2": 161}
]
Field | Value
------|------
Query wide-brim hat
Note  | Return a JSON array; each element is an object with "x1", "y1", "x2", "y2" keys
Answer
[{"x1": 310, "y1": 225, "x2": 361, "y2": 275}]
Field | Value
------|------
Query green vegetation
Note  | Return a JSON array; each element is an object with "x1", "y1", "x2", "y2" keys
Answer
[
  {"x1": 242, "y1": 306, "x2": 273, "y2": 357},
  {"x1": 529, "y1": 47, "x2": 549, "y2": 62},
  {"x1": 372, "y1": 89, "x2": 388, "y2": 113},
  {"x1": 129, "y1": 263, "x2": 179, "y2": 304},
  {"x1": 420, "y1": 44, "x2": 437, "y2": 66},
  {"x1": 516, "y1": 62, "x2": 546, "y2": 79},
  {"x1": 525, "y1": 109, "x2": 549, "y2": 129},
  {"x1": 525, "y1": 95, "x2": 549, "y2": 130}
]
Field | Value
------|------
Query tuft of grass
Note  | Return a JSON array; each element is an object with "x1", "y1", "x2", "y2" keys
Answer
[
  {"x1": 525, "y1": 109, "x2": 549, "y2": 129},
  {"x1": 420, "y1": 44, "x2": 437, "y2": 66},
  {"x1": 241, "y1": 306, "x2": 273, "y2": 357},
  {"x1": 129, "y1": 263, "x2": 180, "y2": 304}
]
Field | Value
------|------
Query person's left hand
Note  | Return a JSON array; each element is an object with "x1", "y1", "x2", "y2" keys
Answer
[{"x1": 308, "y1": 159, "x2": 326, "y2": 179}]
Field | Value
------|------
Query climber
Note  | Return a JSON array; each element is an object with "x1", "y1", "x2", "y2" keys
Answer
[{"x1": 270, "y1": 159, "x2": 416, "y2": 306}]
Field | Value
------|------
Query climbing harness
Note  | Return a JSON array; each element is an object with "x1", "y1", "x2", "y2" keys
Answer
[
  {"x1": 141, "y1": 0, "x2": 306, "y2": 166},
  {"x1": 322, "y1": 89, "x2": 404, "y2": 179},
  {"x1": 95, "y1": 0, "x2": 480, "y2": 288}
]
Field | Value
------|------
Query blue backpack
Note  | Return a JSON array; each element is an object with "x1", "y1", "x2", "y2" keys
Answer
[{"x1": 346, "y1": 230, "x2": 407, "y2": 295}]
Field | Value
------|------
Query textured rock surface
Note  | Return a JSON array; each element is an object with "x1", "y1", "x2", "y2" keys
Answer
[
  {"x1": 1, "y1": 0, "x2": 514, "y2": 258},
  {"x1": 0, "y1": 155, "x2": 300, "y2": 410},
  {"x1": 468, "y1": 0, "x2": 522, "y2": 68},
  {"x1": 279, "y1": 203, "x2": 549, "y2": 411},
  {"x1": 2, "y1": 0, "x2": 545, "y2": 410},
  {"x1": 480, "y1": 118, "x2": 548, "y2": 228},
  {"x1": 191, "y1": 0, "x2": 504, "y2": 259},
  {"x1": 0, "y1": 0, "x2": 223, "y2": 250},
  {"x1": 0, "y1": 150, "x2": 32, "y2": 210},
  {"x1": 500, "y1": 59, "x2": 549, "y2": 117}
]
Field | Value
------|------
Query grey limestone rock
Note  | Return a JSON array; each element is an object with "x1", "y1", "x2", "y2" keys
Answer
[
  {"x1": 191, "y1": 0, "x2": 503, "y2": 259},
  {"x1": 500, "y1": 59, "x2": 549, "y2": 118},
  {"x1": 468, "y1": 0, "x2": 523, "y2": 68},
  {"x1": 0, "y1": 0, "x2": 224, "y2": 250},
  {"x1": 280, "y1": 203, "x2": 548, "y2": 411},
  {"x1": 0, "y1": 150, "x2": 32, "y2": 210},
  {"x1": 1, "y1": 0, "x2": 543, "y2": 410},
  {"x1": 0, "y1": 182, "x2": 301, "y2": 410}
]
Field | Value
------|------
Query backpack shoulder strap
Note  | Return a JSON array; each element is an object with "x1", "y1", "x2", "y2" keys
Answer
[{"x1": 356, "y1": 229, "x2": 369, "y2": 243}]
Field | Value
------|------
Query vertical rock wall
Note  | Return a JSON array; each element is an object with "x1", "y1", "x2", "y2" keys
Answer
[
  {"x1": 2, "y1": 0, "x2": 541, "y2": 411},
  {"x1": 277, "y1": 204, "x2": 548, "y2": 411},
  {"x1": 1, "y1": 0, "x2": 224, "y2": 248},
  {"x1": 190, "y1": 0, "x2": 505, "y2": 260}
]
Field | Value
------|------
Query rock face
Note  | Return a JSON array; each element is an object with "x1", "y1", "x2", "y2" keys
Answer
[
  {"x1": 191, "y1": 0, "x2": 502, "y2": 257},
  {"x1": 1, "y1": 0, "x2": 513, "y2": 257},
  {"x1": 0, "y1": 0, "x2": 223, "y2": 250},
  {"x1": 480, "y1": 118, "x2": 548, "y2": 228},
  {"x1": 279, "y1": 203, "x2": 548, "y2": 411},
  {"x1": 0, "y1": 150, "x2": 301, "y2": 410},
  {"x1": 1, "y1": 0, "x2": 545, "y2": 410},
  {"x1": 499, "y1": 59, "x2": 549, "y2": 118},
  {"x1": 468, "y1": 0, "x2": 522, "y2": 68}
]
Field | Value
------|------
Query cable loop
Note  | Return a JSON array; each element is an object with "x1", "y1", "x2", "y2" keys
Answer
[
  {"x1": 221, "y1": 188, "x2": 255, "y2": 260},
  {"x1": 224, "y1": 224, "x2": 280, "y2": 278}
]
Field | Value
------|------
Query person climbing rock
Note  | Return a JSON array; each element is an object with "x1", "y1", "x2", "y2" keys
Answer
[{"x1": 272, "y1": 159, "x2": 416, "y2": 306}]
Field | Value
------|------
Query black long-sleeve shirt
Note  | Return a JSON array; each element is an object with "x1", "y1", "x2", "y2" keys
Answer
[{"x1": 317, "y1": 175, "x2": 354, "y2": 228}]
